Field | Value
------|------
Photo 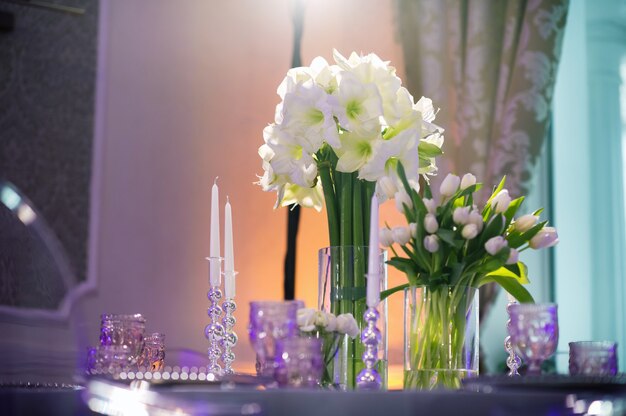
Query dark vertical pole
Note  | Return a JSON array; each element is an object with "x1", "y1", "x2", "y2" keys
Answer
[{"x1": 284, "y1": 0, "x2": 305, "y2": 301}]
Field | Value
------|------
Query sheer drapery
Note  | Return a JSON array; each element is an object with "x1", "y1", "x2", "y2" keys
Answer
[{"x1": 395, "y1": 0, "x2": 569, "y2": 343}]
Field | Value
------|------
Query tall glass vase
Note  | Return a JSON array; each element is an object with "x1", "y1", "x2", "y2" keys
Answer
[
  {"x1": 318, "y1": 246, "x2": 387, "y2": 390},
  {"x1": 404, "y1": 285, "x2": 479, "y2": 390}
]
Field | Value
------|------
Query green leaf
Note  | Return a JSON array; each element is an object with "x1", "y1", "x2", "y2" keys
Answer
[
  {"x1": 387, "y1": 257, "x2": 418, "y2": 279},
  {"x1": 418, "y1": 142, "x2": 444, "y2": 158},
  {"x1": 380, "y1": 283, "x2": 410, "y2": 301},
  {"x1": 480, "y1": 275, "x2": 534, "y2": 303},
  {"x1": 487, "y1": 176, "x2": 507, "y2": 204},
  {"x1": 504, "y1": 197, "x2": 525, "y2": 225},
  {"x1": 396, "y1": 162, "x2": 427, "y2": 214},
  {"x1": 437, "y1": 228, "x2": 462, "y2": 249},
  {"x1": 486, "y1": 262, "x2": 530, "y2": 285},
  {"x1": 479, "y1": 214, "x2": 506, "y2": 244}
]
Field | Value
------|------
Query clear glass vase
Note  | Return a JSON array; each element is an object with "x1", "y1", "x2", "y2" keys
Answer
[
  {"x1": 318, "y1": 246, "x2": 387, "y2": 390},
  {"x1": 404, "y1": 285, "x2": 479, "y2": 390}
]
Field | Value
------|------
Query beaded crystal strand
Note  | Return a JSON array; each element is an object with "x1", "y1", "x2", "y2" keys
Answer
[
  {"x1": 204, "y1": 257, "x2": 224, "y2": 375},
  {"x1": 356, "y1": 307, "x2": 382, "y2": 390},
  {"x1": 505, "y1": 296, "x2": 521, "y2": 376},
  {"x1": 221, "y1": 294, "x2": 237, "y2": 375}
]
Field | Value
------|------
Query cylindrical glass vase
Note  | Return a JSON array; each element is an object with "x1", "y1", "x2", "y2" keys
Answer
[
  {"x1": 318, "y1": 246, "x2": 387, "y2": 390},
  {"x1": 404, "y1": 285, "x2": 479, "y2": 390}
]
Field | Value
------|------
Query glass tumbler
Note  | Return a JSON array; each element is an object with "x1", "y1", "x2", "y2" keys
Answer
[
  {"x1": 249, "y1": 301, "x2": 298, "y2": 377},
  {"x1": 508, "y1": 303, "x2": 559, "y2": 375},
  {"x1": 100, "y1": 313, "x2": 146, "y2": 365},
  {"x1": 274, "y1": 337, "x2": 323, "y2": 388},
  {"x1": 569, "y1": 341, "x2": 618, "y2": 376}
]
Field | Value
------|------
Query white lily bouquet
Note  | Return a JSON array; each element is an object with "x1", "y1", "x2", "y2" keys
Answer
[
  {"x1": 297, "y1": 308, "x2": 359, "y2": 387},
  {"x1": 257, "y1": 50, "x2": 444, "y2": 388},
  {"x1": 382, "y1": 164, "x2": 559, "y2": 389}
]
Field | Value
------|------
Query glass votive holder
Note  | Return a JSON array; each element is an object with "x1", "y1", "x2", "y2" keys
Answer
[
  {"x1": 99, "y1": 313, "x2": 146, "y2": 364},
  {"x1": 139, "y1": 332, "x2": 166, "y2": 372},
  {"x1": 94, "y1": 345, "x2": 131, "y2": 375},
  {"x1": 249, "y1": 301, "x2": 299, "y2": 377},
  {"x1": 274, "y1": 337, "x2": 323, "y2": 388},
  {"x1": 569, "y1": 341, "x2": 618, "y2": 376}
]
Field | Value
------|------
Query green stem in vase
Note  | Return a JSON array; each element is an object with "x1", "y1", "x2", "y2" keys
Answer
[{"x1": 338, "y1": 172, "x2": 353, "y2": 315}]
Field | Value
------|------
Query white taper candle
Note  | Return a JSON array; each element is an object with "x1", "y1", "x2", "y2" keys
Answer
[
  {"x1": 367, "y1": 194, "x2": 380, "y2": 308},
  {"x1": 210, "y1": 178, "x2": 221, "y2": 286}
]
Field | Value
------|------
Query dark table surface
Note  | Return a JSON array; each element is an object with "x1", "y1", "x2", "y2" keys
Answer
[{"x1": 1, "y1": 381, "x2": 625, "y2": 416}]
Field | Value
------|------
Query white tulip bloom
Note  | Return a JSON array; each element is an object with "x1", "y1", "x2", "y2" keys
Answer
[
  {"x1": 462, "y1": 223, "x2": 479, "y2": 240},
  {"x1": 424, "y1": 234, "x2": 440, "y2": 253},
  {"x1": 376, "y1": 176, "x2": 398, "y2": 200},
  {"x1": 395, "y1": 189, "x2": 413, "y2": 213},
  {"x1": 529, "y1": 226, "x2": 559, "y2": 249},
  {"x1": 514, "y1": 214, "x2": 539, "y2": 232},
  {"x1": 392, "y1": 226, "x2": 411, "y2": 245},
  {"x1": 336, "y1": 313, "x2": 360, "y2": 338},
  {"x1": 460, "y1": 173, "x2": 477, "y2": 190},
  {"x1": 491, "y1": 189, "x2": 512, "y2": 214},
  {"x1": 409, "y1": 222, "x2": 418, "y2": 238},
  {"x1": 468, "y1": 211, "x2": 484, "y2": 233},
  {"x1": 297, "y1": 308, "x2": 318, "y2": 332},
  {"x1": 440, "y1": 174, "x2": 460, "y2": 197},
  {"x1": 380, "y1": 227, "x2": 394, "y2": 247},
  {"x1": 485, "y1": 236, "x2": 508, "y2": 256},
  {"x1": 424, "y1": 214, "x2": 439, "y2": 234},
  {"x1": 506, "y1": 248, "x2": 520, "y2": 265},
  {"x1": 453, "y1": 206, "x2": 471, "y2": 225},
  {"x1": 423, "y1": 198, "x2": 437, "y2": 214}
]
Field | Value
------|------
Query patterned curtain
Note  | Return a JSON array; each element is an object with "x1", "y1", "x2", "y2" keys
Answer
[{"x1": 394, "y1": 0, "x2": 569, "y2": 329}]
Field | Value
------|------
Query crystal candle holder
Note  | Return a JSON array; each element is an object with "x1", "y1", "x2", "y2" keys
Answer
[
  {"x1": 274, "y1": 337, "x2": 323, "y2": 388},
  {"x1": 569, "y1": 341, "x2": 618, "y2": 376},
  {"x1": 99, "y1": 313, "x2": 146, "y2": 366},
  {"x1": 248, "y1": 301, "x2": 298, "y2": 377}
]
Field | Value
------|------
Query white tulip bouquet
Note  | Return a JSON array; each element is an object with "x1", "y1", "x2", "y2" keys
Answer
[{"x1": 382, "y1": 163, "x2": 559, "y2": 389}]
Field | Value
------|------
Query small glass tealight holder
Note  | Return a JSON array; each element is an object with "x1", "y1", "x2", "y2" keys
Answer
[
  {"x1": 140, "y1": 332, "x2": 166, "y2": 372},
  {"x1": 274, "y1": 337, "x2": 323, "y2": 388},
  {"x1": 569, "y1": 341, "x2": 618, "y2": 376}
]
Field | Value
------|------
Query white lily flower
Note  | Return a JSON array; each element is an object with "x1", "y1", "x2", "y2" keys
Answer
[
  {"x1": 485, "y1": 236, "x2": 508, "y2": 256},
  {"x1": 423, "y1": 198, "x2": 437, "y2": 214},
  {"x1": 462, "y1": 223, "x2": 479, "y2": 240},
  {"x1": 281, "y1": 182, "x2": 324, "y2": 212},
  {"x1": 506, "y1": 248, "x2": 520, "y2": 265},
  {"x1": 394, "y1": 189, "x2": 413, "y2": 213},
  {"x1": 424, "y1": 214, "x2": 439, "y2": 234},
  {"x1": 392, "y1": 226, "x2": 411, "y2": 245},
  {"x1": 514, "y1": 214, "x2": 539, "y2": 232},
  {"x1": 491, "y1": 189, "x2": 512, "y2": 214},
  {"x1": 278, "y1": 80, "x2": 340, "y2": 152},
  {"x1": 334, "y1": 129, "x2": 382, "y2": 173},
  {"x1": 278, "y1": 56, "x2": 340, "y2": 99},
  {"x1": 424, "y1": 234, "x2": 440, "y2": 253},
  {"x1": 453, "y1": 206, "x2": 471, "y2": 225},
  {"x1": 414, "y1": 96, "x2": 437, "y2": 123},
  {"x1": 358, "y1": 128, "x2": 420, "y2": 187},
  {"x1": 331, "y1": 72, "x2": 384, "y2": 133},
  {"x1": 529, "y1": 226, "x2": 559, "y2": 249},
  {"x1": 460, "y1": 173, "x2": 477, "y2": 190},
  {"x1": 380, "y1": 227, "x2": 394, "y2": 247},
  {"x1": 440, "y1": 174, "x2": 460, "y2": 197}
]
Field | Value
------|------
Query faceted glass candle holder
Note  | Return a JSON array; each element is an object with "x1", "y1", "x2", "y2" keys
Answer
[
  {"x1": 140, "y1": 332, "x2": 166, "y2": 372},
  {"x1": 99, "y1": 313, "x2": 146, "y2": 364},
  {"x1": 248, "y1": 301, "x2": 298, "y2": 377},
  {"x1": 508, "y1": 303, "x2": 558, "y2": 375},
  {"x1": 274, "y1": 337, "x2": 323, "y2": 388},
  {"x1": 569, "y1": 341, "x2": 618, "y2": 376}
]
